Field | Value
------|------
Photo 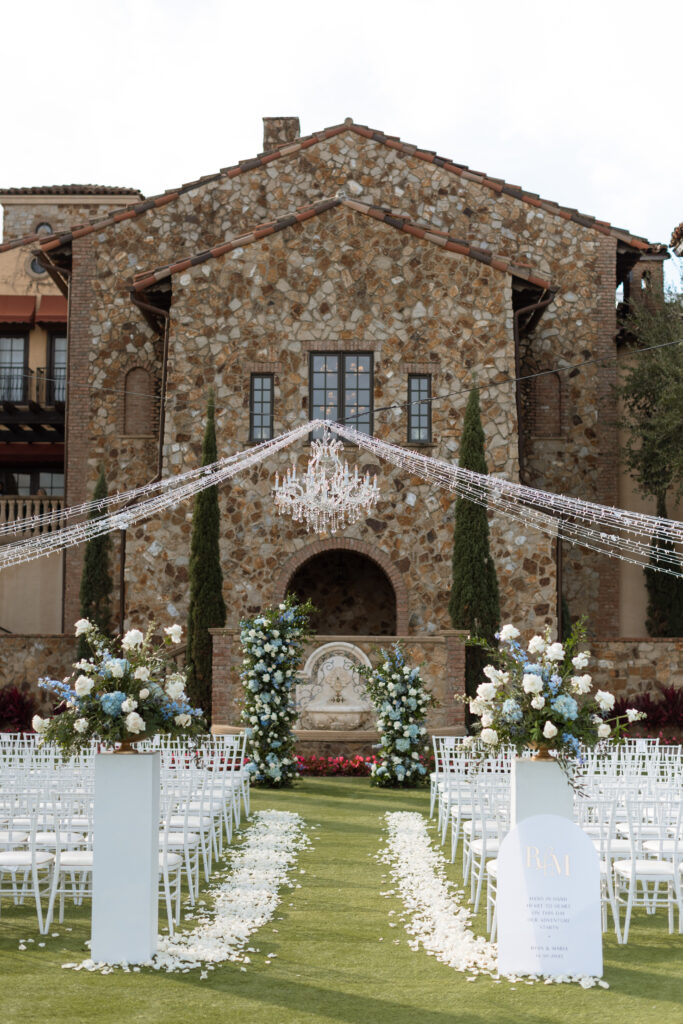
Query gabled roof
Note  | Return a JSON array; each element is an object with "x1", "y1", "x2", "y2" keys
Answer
[
  {"x1": 671, "y1": 221, "x2": 683, "y2": 256},
  {"x1": 12, "y1": 119, "x2": 663, "y2": 261},
  {"x1": 131, "y1": 194, "x2": 554, "y2": 294}
]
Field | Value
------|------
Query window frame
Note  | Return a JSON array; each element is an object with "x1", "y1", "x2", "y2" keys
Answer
[
  {"x1": 0, "y1": 331, "x2": 29, "y2": 403},
  {"x1": 309, "y1": 351, "x2": 374, "y2": 437},
  {"x1": 47, "y1": 330, "x2": 67, "y2": 404},
  {"x1": 407, "y1": 373, "x2": 432, "y2": 444},
  {"x1": 249, "y1": 372, "x2": 275, "y2": 442}
]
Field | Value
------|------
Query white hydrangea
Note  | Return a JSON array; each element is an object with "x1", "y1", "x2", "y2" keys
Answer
[
  {"x1": 595, "y1": 690, "x2": 615, "y2": 712},
  {"x1": 527, "y1": 635, "x2": 545, "y2": 656},
  {"x1": 166, "y1": 679, "x2": 185, "y2": 701},
  {"x1": 522, "y1": 673, "x2": 543, "y2": 694},
  {"x1": 476, "y1": 682, "x2": 496, "y2": 702},
  {"x1": 626, "y1": 708, "x2": 646, "y2": 723},
  {"x1": 499, "y1": 624, "x2": 520, "y2": 642},
  {"x1": 571, "y1": 674, "x2": 592, "y2": 695},
  {"x1": 32, "y1": 714, "x2": 49, "y2": 734},
  {"x1": 480, "y1": 728, "x2": 498, "y2": 745},
  {"x1": 121, "y1": 698, "x2": 138, "y2": 713},
  {"x1": 121, "y1": 629, "x2": 144, "y2": 650},
  {"x1": 74, "y1": 675, "x2": 94, "y2": 697},
  {"x1": 572, "y1": 651, "x2": 590, "y2": 670}
]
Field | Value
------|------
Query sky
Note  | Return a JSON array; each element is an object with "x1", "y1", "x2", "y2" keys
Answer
[{"x1": 2, "y1": 0, "x2": 681, "y2": 285}]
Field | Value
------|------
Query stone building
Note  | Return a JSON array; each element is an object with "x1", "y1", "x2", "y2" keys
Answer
[{"x1": 1, "y1": 117, "x2": 678, "y2": 734}]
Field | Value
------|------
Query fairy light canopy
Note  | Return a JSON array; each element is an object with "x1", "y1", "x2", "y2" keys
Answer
[{"x1": 0, "y1": 419, "x2": 681, "y2": 578}]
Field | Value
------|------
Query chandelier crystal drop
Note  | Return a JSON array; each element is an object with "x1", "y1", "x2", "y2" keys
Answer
[{"x1": 273, "y1": 427, "x2": 379, "y2": 534}]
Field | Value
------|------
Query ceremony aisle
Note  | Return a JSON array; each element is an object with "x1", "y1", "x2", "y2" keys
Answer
[{"x1": 2, "y1": 779, "x2": 680, "y2": 1024}]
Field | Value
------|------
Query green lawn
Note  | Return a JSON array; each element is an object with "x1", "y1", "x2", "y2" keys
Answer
[{"x1": 2, "y1": 779, "x2": 681, "y2": 1024}]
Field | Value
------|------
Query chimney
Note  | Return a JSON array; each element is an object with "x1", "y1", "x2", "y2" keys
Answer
[{"x1": 262, "y1": 117, "x2": 301, "y2": 153}]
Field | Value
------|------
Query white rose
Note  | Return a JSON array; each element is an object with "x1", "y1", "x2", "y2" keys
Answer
[
  {"x1": 499, "y1": 624, "x2": 520, "y2": 642},
  {"x1": 522, "y1": 673, "x2": 543, "y2": 694},
  {"x1": 571, "y1": 674, "x2": 592, "y2": 695},
  {"x1": 476, "y1": 682, "x2": 496, "y2": 702},
  {"x1": 74, "y1": 718, "x2": 89, "y2": 734},
  {"x1": 74, "y1": 618, "x2": 92, "y2": 637},
  {"x1": 32, "y1": 714, "x2": 49, "y2": 734},
  {"x1": 480, "y1": 728, "x2": 498, "y2": 745},
  {"x1": 121, "y1": 698, "x2": 138, "y2": 713},
  {"x1": 527, "y1": 635, "x2": 545, "y2": 655},
  {"x1": 74, "y1": 675, "x2": 94, "y2": 697},
  {"x1": 134, "y1": 666, "x2": 150, "y2": 681},
  {"x1": 626, "y1": 708, "x2": 645, "y2": 723},
  {"x1": 125, "y1": 712, "x2": 145, "y2": 734},
  {"x1": 139, "y1": 688, "x2": 150, "y2": 700},
  {"x1": 165, "y1": 680, "x2": 185, "y2": 700},
  {"x1": 543, "y1": 721, "x2": 558, "y2": 739},
  {"x1": 597, "y1": 723, "x2": 611, "y2": 738},
  {"x1": 121, "y1": 629, "x2": 144, "y2": 650},
  {"x1": 164, "y1": 624, "x2": 183, "y2": 644},
  {"x1": 174, "y1": 713, "x2": 192, "y2": 727},
  {"x1": 481, "y1": 712, "x2": 494, "y2": 728},
  {"x1": 545, "y1": 642, "x2": 565, "y2": 662},
  {"x1": 110, "y1": 662, "x2": 124, "y2": 679},
  {"x1": 595, "y1": 690, "x2": 615, "y2": 712},
  {"x1": 469, "y1": 699, "x2": 485, "y2": 717},
  {"x1": 572, "y1": 651, "x2": 590, "y2": 670},
  {"x1": 531, "y1": 695, "x2": 545, "y2": 710}
]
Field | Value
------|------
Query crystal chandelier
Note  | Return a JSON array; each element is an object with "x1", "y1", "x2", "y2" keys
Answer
[{"x1": 273, "y1": 427, "x2": 379, "y2": 534}]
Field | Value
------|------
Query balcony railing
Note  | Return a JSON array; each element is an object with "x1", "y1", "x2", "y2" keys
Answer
[
  {"x1": 0, "y1": 367, "x2": 66, "y2": 405},
  {"x1": 0, "y1": 495, "x2": 65, "y2": 544}
]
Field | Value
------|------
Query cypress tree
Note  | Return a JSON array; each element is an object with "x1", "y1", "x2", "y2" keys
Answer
[
  {"x1": 78, "y1": 466, "x2": 113, "y2": 657},
  {"x1": 645, "y1": 496, "x2": 683, "y2": 637},
  {"x1": 186, "y1": 392, "x2": 226, "y2": 720},
  {"x1": 448, "y1": 389, "x2": 501, "y2": 712}
]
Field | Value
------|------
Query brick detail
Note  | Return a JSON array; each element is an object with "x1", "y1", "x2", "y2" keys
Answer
[
  {"x1": 123, "y1": 366, "x2": 155, "y2": 435},
  {"x1": 529, "y1": 371, "x2": 562, "y2": 438},
  {"x1": 63, "y1": 235, "x2": 96, "y2": 631},
  {"x1": 273, "y1": 538, "x2": 410, "y2": 634},
  {"x1": 441, "y1": 629, "x2": 467, "y2": 730},
  {"x1": 594, "y1": 235, "x2": 620, "y2": 636}
]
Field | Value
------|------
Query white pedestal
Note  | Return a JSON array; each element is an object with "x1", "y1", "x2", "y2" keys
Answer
[
  {"x1": 511, "y1": 756, "x2": 573, "y2": 825},
  {"x1": 91, "y1": 752, "x2": 160, "y2": 964}
]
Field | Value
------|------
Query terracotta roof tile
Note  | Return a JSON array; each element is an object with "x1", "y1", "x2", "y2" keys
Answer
[
  {"x1": 0, "y1": 184, "x2": 142, "y2": 197},
  {"x1": 131, "y1": 195, "x2": 555, "y2": 294},
  {"x1": 4, "y1": 120, "x2": 663, "y2": 259}
]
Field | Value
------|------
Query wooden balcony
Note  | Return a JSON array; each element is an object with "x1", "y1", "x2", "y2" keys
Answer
[{"x1": 0, "y1": 494, "x2": 65, "y2": 545}]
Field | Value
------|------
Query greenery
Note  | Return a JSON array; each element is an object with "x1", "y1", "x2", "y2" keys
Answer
[
  {"x1": 448, "y1": 388, "x2": 500, "y2": 716},
  {"x1": 619, "y1": 295, "x2": 683, "y2": 637},
  {"x1": 464, "y1": 620, "x2": 644, "y2": 774},
  {"x1": 186, "y1": 393, "x2": 226, "y2": 720},
  {"x1": 35, "y1": 618, "x2": 205, "y2": 753},
  {"x1": 240, "y1": 594, "x2": 314, "y2": 786},
  {"x1": 78, "y1": 466, "x2": 113, "y2": 657},
  {"x1": 359, "y1": 642, "x2": 433, "y2": 786},
  {"x1": 2, "y1": 779, "x2": 681, "y2": 1024}
]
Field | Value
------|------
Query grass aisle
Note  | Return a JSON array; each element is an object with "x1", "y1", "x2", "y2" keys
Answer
[{"x1": 2, "y1": 778, "x2": 681, "y2": 1024}]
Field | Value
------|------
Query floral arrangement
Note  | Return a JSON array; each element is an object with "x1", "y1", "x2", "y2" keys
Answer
[
  {"x1": 33, "y1": 618, "x2": 205, "y2": 753},
  {"x1": 465, "y1": 619, "x2": 645, "y2": 769},
  {"x1": 240, "y1": 595, "x2": 313, "y2": 787},
  {"x1": 359, "y1": 642, "x2": 434, "y2": 787},
  {"x1": 296, "y1": 754, "x2": 380, "y2": 777}
]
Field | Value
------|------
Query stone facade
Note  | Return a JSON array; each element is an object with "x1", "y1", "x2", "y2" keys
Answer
[
  {"x1": 11, "y1": 117, "x2": 670, "y2": 727},
  {"x1": 590, "y1": 639, "x2": 683, "y2": 698},
  {"x1": 0, "y1": 634, "x2": 78, "y2": 711}
]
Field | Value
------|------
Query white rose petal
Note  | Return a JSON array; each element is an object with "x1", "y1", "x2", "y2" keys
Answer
[{"x1": 542, "y1": 721, "x2": 558, "y2": 739}]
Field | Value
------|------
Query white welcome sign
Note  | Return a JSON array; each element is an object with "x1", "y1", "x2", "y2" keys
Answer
[{"x1": 497, "y1": 814, "x2": 602, "y2": 977}]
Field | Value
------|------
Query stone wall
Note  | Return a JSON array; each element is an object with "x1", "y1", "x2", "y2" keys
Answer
[
  {"x1": 211, "y1": 629, "x2": 467, "y2": 735},
  {"x1": 591, "y1": 638, "x2": 683, "y2": 698},
  {"x1": 2, "y1": 199, "x2": 139, "y2": 243},
  {"x1": 0, "y1": 635, "x2": 78, "y2": 711},
  {"x1": 61, "y1": 124, "x2": 632, "y2": 637}
]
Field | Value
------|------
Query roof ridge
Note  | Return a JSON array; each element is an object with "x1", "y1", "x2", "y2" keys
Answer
[
  {"x1": 21, "y1": 119, "x2": 664, "y2": 258},
  {"x1": 132, "y1": 193, "x2": 554, "y2": 293}
]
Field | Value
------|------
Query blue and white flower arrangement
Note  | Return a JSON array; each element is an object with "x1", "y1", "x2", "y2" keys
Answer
[
  {"x1": 33, "y1": 618, "x2": 205, "y2": 752},
  {"x1": 239, "y1": 595, "x2": 313, "y2": 787},
  {"x1": 464, "y1": 619, "x2": 645, "y2": 771},
  {"x1": 359, "y1": 643, "x2": 434, "y2": 787}
]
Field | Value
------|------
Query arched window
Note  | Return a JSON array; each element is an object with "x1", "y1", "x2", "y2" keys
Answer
[{"x1": 123, "y1": 367, "x2": 154, "y2": 435}]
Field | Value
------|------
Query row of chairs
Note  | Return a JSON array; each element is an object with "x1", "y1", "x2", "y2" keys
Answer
[
  {"x1": 0, "y1": 733, "x2": 249, "y2": 935},
  {"x1": 431, "y1": 735, "x2": 683, "y2": 945}
]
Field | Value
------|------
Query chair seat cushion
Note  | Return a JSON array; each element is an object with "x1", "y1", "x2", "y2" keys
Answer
[{"x1": 0, "y1": 850, "x2": 53, "y2": 866}]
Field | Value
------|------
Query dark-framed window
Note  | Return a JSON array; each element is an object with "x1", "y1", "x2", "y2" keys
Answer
[
  {"x1": 0, "y1": 469, "x2": 64, "y2": 497},
  {"x1": 309, "y1": 352, "x2": 373, "y2": 438},
  {"x1": 0, "y1": 334, "x2": 28, "y2": 402},
  {"x1": 249, "y1": 373, "x2": 274, "y2": 442},
  {"x1": 47, "y1": 332, "x2": 67, "y2": 403},
  {"x1": 407, "y1": 374, "x2": 432, "y2": 443}
]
